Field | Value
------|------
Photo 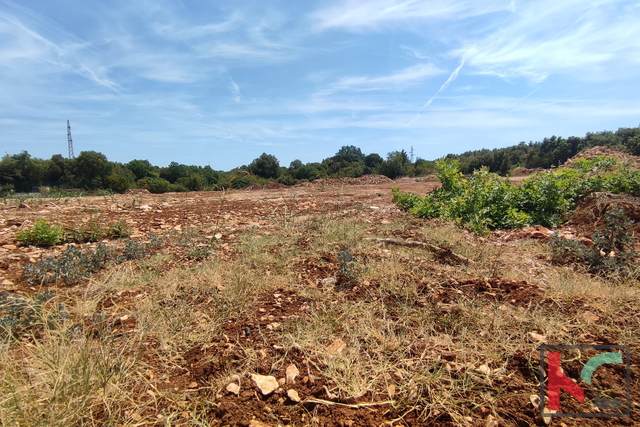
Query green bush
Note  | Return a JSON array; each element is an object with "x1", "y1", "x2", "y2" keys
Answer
[
  {"x1": 16, "y1": 220, "x2": 63, "y2": 247},
  {"x1": 106, "y1": 172, "x2": 132, "y2": 193},
  {"x1": 110, "y1": 220, "x2": 132, "y2": 238},
  {"x1": 1, "y1": 184, "x2": 15, "y2": 197},
  {"x1": 393, "y1": 157, "x2": 640, "y2": 233},
  {"x1": 137, "y1": 177, "x2": 171, "y2": 193},
  {"x1": 66, "y1": 218, "x2": 107, "y2": 243}
]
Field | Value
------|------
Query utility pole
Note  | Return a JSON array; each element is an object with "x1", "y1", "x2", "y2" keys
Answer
[
  {"x1": 410, "y1": 146, "x2": 414, "y2": 163},
  {"x1": 67, "y1": 120, "x2": 75, "y2": 159}
]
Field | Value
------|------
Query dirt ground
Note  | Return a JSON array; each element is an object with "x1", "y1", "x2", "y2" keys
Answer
[
  {"x1": 1, "y1": 175, "x2": 638, "y2": 426},
  {"x1": 0, "y1": 177, "x2": 440, "y2": 289}
]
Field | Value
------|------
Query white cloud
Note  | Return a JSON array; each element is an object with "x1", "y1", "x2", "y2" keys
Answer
[
  {"x1": 229, "y1": 76, "x2": 242, "y2": 102},
  {"x1": 325, "y1": 63, "x2": 444, "y2": 93},
  {"x1": 0, "y1": 7, "x2": 121, "y2": 91},
  {"x1": 461, "y1": 0, "x2": 640, "y2": 82},
  {"x1": 152, "y1": 12, "x2": 242, "y2": 40},
  {"x1": 312, "y1": 0, "x2": 510, "y2": 30}
]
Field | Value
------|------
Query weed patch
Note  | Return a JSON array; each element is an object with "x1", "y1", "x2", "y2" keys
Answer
[
  {"x1": 16, "y1": 219, "x2": 63, "y2": 247},
  {"x1": 0, "y1": 291, "x2": 68, "y2": 341},
  {"x1": 22, "y1": 236, "x2": 159, "y2": 286},
  {"x1": 550, "y1": 206, "x2": 638, "y2": 277}
]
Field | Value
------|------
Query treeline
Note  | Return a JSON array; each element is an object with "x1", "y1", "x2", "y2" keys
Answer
[
  {"x1": 2, "y1": 126, "x2": 639, "y2": 195},
  {"x1": 446, "y1": 127, "x2": 640, "y2": 175},
  {"x1": 0, "y1": 147, "x2": 433, "y2": 195}
]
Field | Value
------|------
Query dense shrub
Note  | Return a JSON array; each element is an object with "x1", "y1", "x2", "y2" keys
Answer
[
  {"x1": 393, "y1": 157, "x2": 640, "y2": 234},
  {"x1": 137, "y1": 177, "x2": 172, "y2": 193}
]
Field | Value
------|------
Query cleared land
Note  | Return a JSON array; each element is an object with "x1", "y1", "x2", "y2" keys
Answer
[{"x1": 0, "y1": 175, "x2": 638, "y2": 426}]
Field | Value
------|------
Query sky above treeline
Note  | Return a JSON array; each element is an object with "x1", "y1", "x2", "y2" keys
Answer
[{"x1": 1, "y1": 0, "x2": 639, "y2": 171}]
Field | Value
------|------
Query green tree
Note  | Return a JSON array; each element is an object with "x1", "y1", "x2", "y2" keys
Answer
[
  {"x1": 334, "y1": 145, "x2": 365, "y2": 164},
  {"x1": 200, "y1": 165, "x2": 220, "y2": 187},
  {"x1": 176, "y1": 173, "x2": 205, "y2": 191},
  {"x1": 0, "y1": 151, "x2": 51, "y2": 192},
  {"x1": 248, "y1": 153, "x2": 281, "y2": 179},
  {"x1": 107, "y1": 164, "x2": 135, "y2": 193},
  {"x1": 72, "y1": 151, "x2": 113, "y2": 190},
  {"x1": 160, "y1": 162, "x2": 188, "y2": 183},
  {"x1": 46, "y1": 154, "x2": 73, "y2": 187},
  {"x1": 294, "y1": 164, "x2": 320, "y2": 181},
  {"x1": 289, "y1": 159, "x2": 303, "y2": 170},
  {"x1": 126, "y1": 159, "x2": 157, "y2": 181},
  {"x1": 379, "y1": 150, "x2": 410, "y2": 179},
  {"x1": 364, "y1": 153, "x2": 383, "y2": 174},
  {"x1": 627, "y1": 134, "x2": 640, "y2": 156}
]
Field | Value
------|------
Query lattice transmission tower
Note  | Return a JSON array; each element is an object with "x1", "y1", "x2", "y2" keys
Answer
[{"x1": 67, "y1": 120, "x2": 75, "y2": 159}]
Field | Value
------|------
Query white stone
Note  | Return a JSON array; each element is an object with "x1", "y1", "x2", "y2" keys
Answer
[
  {"x1": 285, "y1": 364, "x2": 299, "y2": 384},
  {"x1": 226, "y1": 383, "x2": 240, "y2": 395},
  {"x1": 251, "y1": 374, "x2": 279, "y2": 395},
  {"x1": 287, "y1": 389, "x2": 301, "y2": 403}
]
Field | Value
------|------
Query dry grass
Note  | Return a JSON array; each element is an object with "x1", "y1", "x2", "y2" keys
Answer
[{"x1": 0, "y1": 211, "x2": 637, "y2": 426}]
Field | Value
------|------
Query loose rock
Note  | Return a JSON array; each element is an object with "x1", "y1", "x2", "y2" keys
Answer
[
  {"x1": 285, "y1": 364, "x2": 299, "y2": 384},
  {"x1": 251, "y1": 374, "x2": 279, "y2": 395},
  {"x1": 287, "y1": 389, "x2": 301, "y2": 403},
  {"x1": 226, "y1": 383, "x2": 240, "y2": 395}
]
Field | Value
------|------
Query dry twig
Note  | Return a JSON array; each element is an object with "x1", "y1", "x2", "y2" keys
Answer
[{"x1": 364, "y1": 237, "x2": 474, "y2": 265}]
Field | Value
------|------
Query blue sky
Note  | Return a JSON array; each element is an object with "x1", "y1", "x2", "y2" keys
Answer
[{"x1": 1, "y1": 0, "x2": 639, "y2": 170}]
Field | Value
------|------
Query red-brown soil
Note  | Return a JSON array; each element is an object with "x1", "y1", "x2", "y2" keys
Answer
[{"x1": 1, "y1": 175, "x2": 638, "y2": 426}]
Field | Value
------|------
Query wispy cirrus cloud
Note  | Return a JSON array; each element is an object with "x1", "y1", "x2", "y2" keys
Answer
[
  {"x1": 0, "y1": 4, "x2": 121, "y2": 91},
  {"x1": 311, "y1": 0, "x2": 511, "y2": 30},
  {"x1": 152, "y1": 12, "x2": 242, "y2": 40},
  {"x1": 228, "y1": 76, "x2": 242, "y2": 102},
  {"x1": 461, "y1": 0, "x2": 640, "y2": 82},
  {"x1": 322, "y1": 63, "x2": 444, "y2": 94}
]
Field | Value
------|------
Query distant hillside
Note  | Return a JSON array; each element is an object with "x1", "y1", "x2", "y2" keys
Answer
[{"x1": 444, "y1": 127, "x2": 640, "y2": 175}]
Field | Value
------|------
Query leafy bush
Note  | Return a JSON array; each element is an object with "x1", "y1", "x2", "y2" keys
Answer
[
  {"x1": 550, "y1": 206, "x2": 637, "y2": 275},
  {"x1": 16, "y1": 220, "x2": 64, "y2": 247},
  {"x1": 110, "y1": 220, "x2": 132, "y2": 238},
  {"x1": 66, "y1": 218, "x2": 107, "y2": 243},
  {"x1": 65, "y1": 219, "x2": 132, "y2": 243},
  {"x1": 137, "y1": 177, "x2": 171, "y2": 193},
  {"x1": 1, "y1": 184, "x2": 15, "y2": 197},
  {"x1": 393, "y1": 157, "x2": 640, "y2": 233},
  {"x1": 106, "y1": 172, "x2": 132, "y2": 193}
]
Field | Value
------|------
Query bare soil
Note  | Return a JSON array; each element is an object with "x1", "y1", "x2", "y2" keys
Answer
[{"x1": 1, "y1": 175, "x2": 638, "y2": 426}]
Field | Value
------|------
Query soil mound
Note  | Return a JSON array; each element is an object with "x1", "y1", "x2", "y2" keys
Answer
[
  {"x1": 125, "y1": 188, "x2": 151, "y2": 195},
  {"x1": 511, "y1": 167, "x2": 546, "y2": 176},
  {"x1": 566, "y1": 192, "x2": 640, "y2": 235},
  {"x1": 310, "y1": 174, "x2": 393, "y2": 187},
  {"x1": 561, "y1": 146, "x2": 640, "y2": 170},
  {"x1": 259, "y1": 182, "x2": 288, "y2": 190}
]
